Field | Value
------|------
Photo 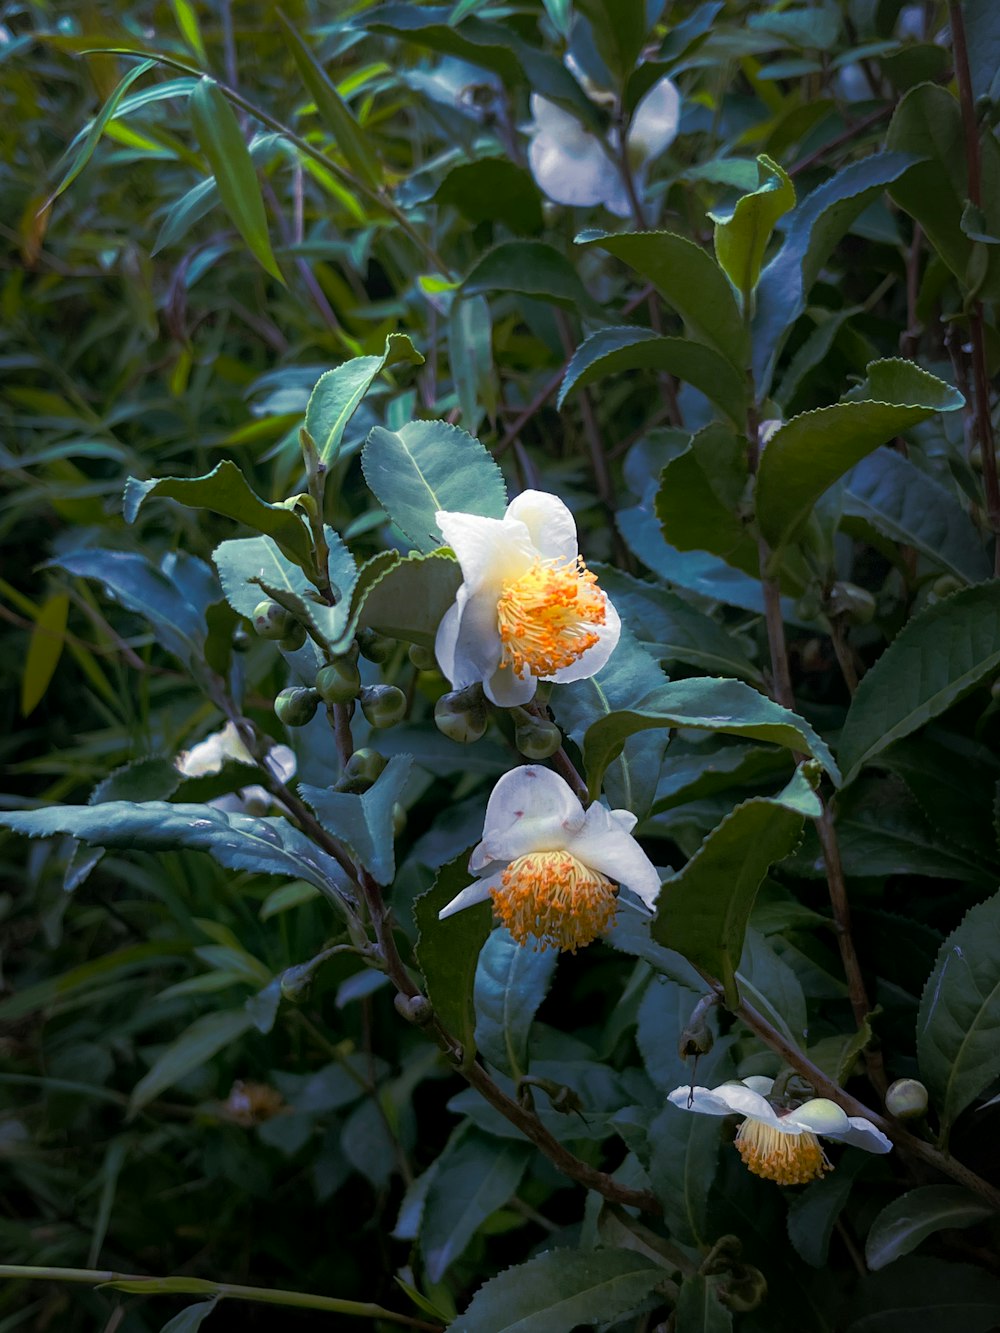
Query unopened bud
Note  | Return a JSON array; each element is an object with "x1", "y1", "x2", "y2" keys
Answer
[
  {"x1": 885, "y1": 1077, "x2": 928, "y2": 1120},
  {"x1": 279, "y1": 961, "x2": 314, "y2": 1002},
  {"x1": 434, "y1": 688, "x2": 488, "y2": 743},
  {"x1": 357, "y1": 627, "x2": 395, "y2": 664},
  {"x1": 253, "y1": 600, "x2": 293, "y2": 640},
  {"x1": 679, "y1": 993, "x2": 717, "y2": 1058},
  {"x1": 279, "y1": 622, "x2": 307, "y2": 652},
  {"x1": 932, "y1": 575, "x2": 963, "y2": 599},
  {"x1": 392, "y1": 801, "x2": 406, "y2": 837},
  {"x1": 719, "y1": 1264, "x2": 768, "y2": 1313},
  {"x1": 394, "y1": 992, "x2": 433, "y2": 1025},
  {"x1": 408, "y1": 643, "x2": 438, "y2": 672},
  {"x1": 232, "y1": 623, "x2": 253, "y2": 652},
  {"x1": 316, "y1": 658, "x2": 361, "y2": 704},
  {"x1": 360, "y1": 684, "x2": 407, "y2": 729},
  {"x1": 827, "y1": 581, "x2": 876, "y2": 624},
  {"x1": 274, "y1": 686, "x2": 319, "y2": 727},
  {"x1": 513, "y1": 713, "x2": 562, "y2": 760}
]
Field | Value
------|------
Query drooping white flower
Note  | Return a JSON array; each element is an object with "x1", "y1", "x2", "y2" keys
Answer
[
  {"x1": 527, "y1": 78, "x2": 681, "y2": 217},
  {"x1": 434, "y1": 490, "x2": 621, "y2": 707},
  {"x1": 438, "y1": 765, "x2": 660, "y2": 952},
  {"x1": 668, "y1": 1077, "x2": 892, "y2": 1185},
  {"x1": 175, "y1": 722, "x2": 296, "y2": 816}
]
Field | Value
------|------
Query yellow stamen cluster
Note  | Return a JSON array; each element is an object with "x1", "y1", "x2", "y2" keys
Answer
[
  {"x1": 496, "y1": 557, "x2": 605, "y2": 677},
  {"x1": 734, "y1": 1116, "x2": 832, "y2": 1185},
  {"x1": 491, "y1": 850, "x2": 617, "y2": 953}
]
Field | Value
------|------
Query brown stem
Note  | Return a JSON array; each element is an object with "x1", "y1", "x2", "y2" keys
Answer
[
  {"x1": 828, "y1": 616, "x2": 859, "y2": 695},
  {"x1": 788, "y1": 105, "x2": 891, "y2": 176},
  {"x1": 950, "y1": 0, "x2": 982, "y2": 206},
  {"x1": 901, "y1": 222, "x2": 923, "y2": 358}
]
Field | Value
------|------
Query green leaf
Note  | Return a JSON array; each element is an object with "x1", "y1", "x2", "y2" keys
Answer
[
  {"x1": 865, "y1": 1186, "x2": 996, "y2": 1272},
  {"x1": 449, "y1": 294, "x2": 493, "y2": 431},
  {"x1": 130, "y1": 1008, "x2": 255, "y2": 1114},
  {"x1": 596, "y1": 566, "x2": 762, "y2": 683},
  {"x1": 361, "y1": 420, "x2": 507, "y2": 553},
  {"x1": 575, "y1": 0, "x2": 646, "y2": 80},
  {"x1": 421, "y1": 1129, "x2": 531, "y2": 1282},
  {"x1": 21, "y1": 591, "x2": 69, "y2": 716},
  {"x1": 161, "y1": 1298, "x2": 220, "y2": 1332},
  {"x1": 756, "y1": 358, "x2": 964, "y2": 553},
  {"x1": 787, "y1": 1151, "x2": 872, "y2": 1268},
  {"x1": 964, "y1": 0, "x2": 1000, "y2": 104},
  {"x1": 463, "y1": 241, "x2": 590, "y2": 307},
  {"x1": 92, "y1": 756, "x2": 182, "y2": 805},
  {"x1": 214, "y1": 533, "x2": 326, "y2": 619},
  {"x1": 455, "y1": 1247, "x2": 665, "y2": 1333},
  {"x1": 710, "y1": 153, "x2": 795, "y2": 302},
  {"x1": 306, "y1": 334, "x2": 423, "y2": 466},
  {"x1": 300, "y1": 756, "x2": 412, "y2": 885},
  {"x1": 414, "y1": 853, "x2": 492, "y2": 1061},
  {"x1": 674, "y1": 1275, "x2": 734, "y2": 1332},
  {"x1": 558, "y1": 328, "x2": 747, "y2": 426},
  {"x1": 432, "y1": 159, "x2": 543, "y2": 234},
  {"x1": 124, "y1": 460, "x2": 314, "y2": 570},
  {"x1": 358, "y1": 548, "x2": 461, "y2": 649},
  {"x1": 188, "y1": 77, "x2": 282, "y2": 282},
  {"x1": 837, "y1": 582, "x2": 1000, "y2": 785},
  {"x1": 655, "y1": 423, "x2": 757, "y2": 576},
  {"x1": 0, "y1": 802, "x2": 351, "y2": 901},
  {"x1": 843, "y1": 450, "x2": 990, "y2": 585},
  {"x1": 43, "y1": 58, "x2": 157, "y2": 209},
  {"x1": 0, "y1": 940, "x2": 189, "y2": 1024},
  {"x1": 753, "y1": 152, "x2": 921, "y2": 390},
  {"x1": 474, "y1": 928, "x2": 558, "y2": 1079},
  {"x1": 917, "y1": 891, "x2": 1000, "y2": 1135},
  {"x1": 577, "y1": 230, "x2": 748, "y2": 369},
  {"x1": 739, "y1": 926, "x2": 808, "y2": 1045},
  {"x1": 844, "y1": 1258, "x2": 1000, "y2": 1333},
  {"x1": 550, "y1": 625, "x2": 667, "y2": 819},
  {"x1": 652, "y1": 793, "x2": 805, "y2": 1005},
  {"x1": 582, "y1": 677, "x2": 840, "y2": 800},
  {"x1": 278, "y1": 10, "x2": 382, "y2": 189}
]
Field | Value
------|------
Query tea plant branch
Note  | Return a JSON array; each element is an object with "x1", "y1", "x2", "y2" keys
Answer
[
  {"x1": 0, "y1": 1266, "x2": 441, "y2": 1330},
  {"x1": 948, "y1": 0, "x2": 1000, "y2": 570}
]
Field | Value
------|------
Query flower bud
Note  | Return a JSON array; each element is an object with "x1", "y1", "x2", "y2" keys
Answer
[
  {"x1": 357, "y1": 627, "x2": 395, "y2": 664},
  {"x1": 720, "y1": 1264, "x2": 768, "y2": 1313},
  {"x1": 359, "y1": 684, "x2": 407, "y2": 729},
  {"x1": 826, "y1": 582, "x2": 876, "y2": 624},
  {"x1": 394, "y1": 992, "x2": 434, "y2": 1025},
  {"x1": 274, "y1": 686, "x2": 319, "y2": 727},
  {"x1": 348, "y1": 747, "x2": 388, "y2": 785},
  {"x1": 253, "y1": 599, "x2": 294, "y2": 640},
  {"x1": 316, "y1": 659, "x2": 362, "y2": 704},
  {"x1": 514, "y1": 714, "x2": 562, "y2": 760},
  {"x1": 279, "y1": 961, "x2": 313, "y2": 1002},
  {"x1": 408, "y1": 643, "x2": 438, "y2": 672},
  {"x1": 279, "y1": 622, "x2": 307, "y2": 652},
  {"x1": 232, "y1": 623, "x2": 253, "y2": 653},
  {"x1": 885, "y1": 1077, "x2": 928, "y2": 1120},
  {"x1": 434, "y1": 689, "x2": 488, "y2": 743},
  {"x1": 392, "y1": 801, "x2": 406, "y2": 837}
]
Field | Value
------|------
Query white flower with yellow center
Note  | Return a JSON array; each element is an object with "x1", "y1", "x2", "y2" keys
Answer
[
  {"x1": 175, "y1": 722, "x2": 296, "y2": 816},
  {"x1": 668, "y1": 1077, "x2": 892, "y2": 1186},
  {"x1": 435, "y1": 490, "x2": 620, "y2": 707},
  {"x1": 527, "y1": 78, "x2": 681, "y2": 218},
  {"x1": 439, "y1": 765, "x2": 659, "y2": 953}
]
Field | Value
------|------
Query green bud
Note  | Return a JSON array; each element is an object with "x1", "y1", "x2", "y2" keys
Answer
[
  {"x1": 826, "y1": 581, "x2": 876, "y2": 625},
  {"x1": 279, "y1": 962, "x2": 313, "y2": 1002},
  {"x1": 514, "y1": 714, "x2": 562, "y2": 760},
  {"x1": 719, "y1": 1265, "x2": 768, "y2": 1313},
  {"x1": 346, "y1": 748, "x2": 388, "y2": 786},
  {"x1": 357, "y1": 627, "x2": 395, "y2": 664},
  {"x1": 408, "y1": 643, "x2": 438, "y2": 672},
  {"x1": 394, "y1": 993, "x2": 434, "y2": 1025},
  {"x1": 360, "y1": 684, "x2": 407, "y2": 729},
  {"x1": 253, "y1": 599, "x2": 294, "y2": 640},
  {"x1": 932, "y1": 574, "x2": 963, "y2": 600},
  {"x1": 316, "y1": 659, "x2": 362, "y2": 704},
  {"x1": 434, "y1": 688, "x2": 488, "y2": 743},
  {"x1": 279, "y1": 622, "x2": 307, "y2": 652},
  {"x1": 885, "y1": 1077, "x2": 928, "y2": 1120},
  {"x1": 274, "y1": 686, "x2": 319, "y2": 727},
  {"x1": 392, "y1": 801, "x2": 406, "y2": 838},
  {"x1": 232, "y1": 623, "x2": 253, "y2": 653}
]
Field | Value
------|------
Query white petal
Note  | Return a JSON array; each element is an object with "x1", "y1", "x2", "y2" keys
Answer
[
  {"x1": 264, "y1": 744, "x2": 297, "y2": 783},
  {"x1": 628, "y1": 78, "x2": 681, "y2": 160},
  {"x1": 741, "y1": 1075, "x2": 775, "y2": 1097},
  {"x1": 832, "y1": 1117, "x2": 894, "y2": 1154},
  {"x1": 444, "y1": 585, "x2": 505, "y2": 689},
  {"x1": 434, "y1": 593, "x2": 465, "y2": 686},
  {"x1": 528, "y1": 128, "x2": 613, "y2": 208},
  {"x1": 483, "y1": 662, "x2": 537, "y2": 707},
  {"x1": 545, "y1": 594, "x2": 622, "y2": 684},
  {"x1": 668, "y1": 1083, "x2": 777, "y2": 1120},
  {"x1": 504, "y1": 490, "x2": 578, "y2": 563},
  {"x1": 567, "y1": 804, "x2": 660, "y2": 910},
  {"x1": 176, "y1": 722, "x2": 250, "y2": 777},
  {"x1": 600, "y1": 173, "x2": 633, "y2": 219},
  {"x1": 607, "y1": 808, "x2": 638, "y2": 835},
  {"x1": 436, "y1": 510, "x2": 532, "y2": 590},
  {"x1": 438, "y1": 875, "x2": 497, "y2": 920},
  {"x1": 476, "y1": 764, "x2": 585, "y2": 862},
  {"x1": 529, "y1": 93, "x2": 585, "y2": 138},
  {"x1": 789, "y1": 1098, "x2": 850, "y2": 1137}
]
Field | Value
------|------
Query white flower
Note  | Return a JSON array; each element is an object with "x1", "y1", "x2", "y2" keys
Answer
[
  {"x1": 175, "y1": 722, "x2": 296, "y2": 816},
  {"x1": 438, "y1": 765, "x2": 660, "y2": 953},
  {"x1": 527, "y1": 78, "x2": 680, "y2": 217},
  {"x1": 434, "y1": 490, "x2": 621, "y2": 707},
  {"x1": 668, "y1": 1077, "x2": 892, "y2": 1185}
]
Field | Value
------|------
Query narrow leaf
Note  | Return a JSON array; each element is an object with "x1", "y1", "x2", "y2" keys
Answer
[
  {"x1": 415, "y1": 853, "x2": 492, "y2": 1062},
  {"x1": 306, "y1": 333, "x2": 423, "y2": 466},
  {"x1": 299, "y1": 756, "x2": 412, "y2": 885},
  {"x1": 130, "y1": 1008, "x2": 255, "y2": 1113},
  {"x1": 865, "y1": 1186, "x2": 995, "y2": 1271},
  {"x1": 710, "y1": 153, "x2": 795, "y2": 301},
  {"x1": 473, "y1": 928, "x2": 558, "y2": 1079},
  {"x1": 21, "y1": 591, "x2": 69, "y2": 716}
]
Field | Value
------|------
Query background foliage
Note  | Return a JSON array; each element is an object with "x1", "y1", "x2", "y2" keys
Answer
[{"x1": 2, "y1": 0, "x2": 1000, "y2": 1330}]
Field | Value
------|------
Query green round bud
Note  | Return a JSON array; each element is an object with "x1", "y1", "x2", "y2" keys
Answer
[
  {"x1": 274, "y1": 686, "x2": 319, "y2": 727},
  {"x1": 357, "y1": 627, "x2": 395, "y2": 664},
  {"x1": 932, "y1": 575, "x2": 963, "y2": 600},
  {"x1": 232, "y1": 623, "x2": 253, "y2": 653},
  {"x1": 316, "y1": 659, "x2": 362, "y2": 704},
  {"x1": 253, "y1": 600, "x2": 293, "y2": 640},
  {"x1": 344, "y1": 748, "x2": 387, "y2": 788},
  {"x1": 360, "y1": 684, "x2": 407, "y2": 729},
  {"x1": 515, "y1": 717, "x2": 562, "y2": 760},
  {"x1": 885, "y1": 1077, "x2": 928, "y2": 1120},
  {"x1": 392, "y1": 801, "x2": 406, "y2": 838},
  {"x1": 408, "y1": 643, "x2": 438, "y2": 672},
  {"x1": 827, "y1": 582, "x2": 876, "y2": 625},
  {"x1": 279, "y1": 622, "x2": 307, "y2": 652},
  {"x1": 279, "y1": 962, "x2": 313, "y2": 1003},
  {"x1": 434, "y1": 690, "x2": 488, "y2": 744}
]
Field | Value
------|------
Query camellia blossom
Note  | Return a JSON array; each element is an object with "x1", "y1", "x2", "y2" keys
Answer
[
  {"x1": 438, "y1": 765, "x2": 660, "y2": 953},
  {"x1": 435, "y1": 490, "x2": 621, "y2": 707},
  {"x1": 175, "y1": 721, "x2": 296, "y2": 816},
  {"x1": 668, "y1": 1078, "x2": 892, "y2": 1186},
  {"x1": 527, "y1": 78, "x2": 681, "y2": 217}
]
